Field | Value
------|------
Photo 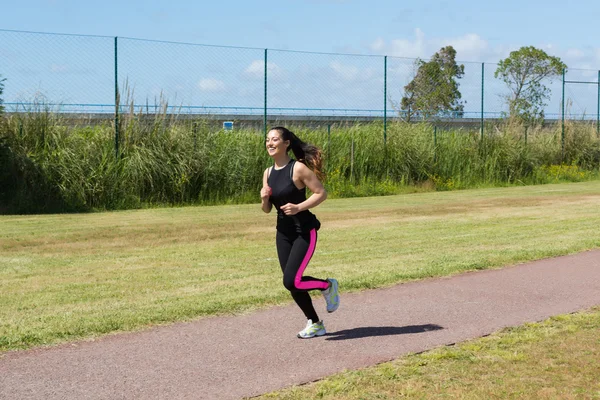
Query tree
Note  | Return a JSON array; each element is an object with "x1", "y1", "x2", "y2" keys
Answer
[
  {"x1": 495, "y1": 46, "x2": 567, "y2": 123},
  {"x1": 400, "y1": 46, "x2": 465, "y2": 122}
]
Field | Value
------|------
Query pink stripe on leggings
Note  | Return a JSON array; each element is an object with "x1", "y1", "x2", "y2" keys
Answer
[{"x1": 294, "y1": 229, "x2": 329, "y2": 290}]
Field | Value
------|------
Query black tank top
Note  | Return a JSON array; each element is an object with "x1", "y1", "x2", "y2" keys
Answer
[{"x1": 267, "y1": 160, "x2": 320, "y2": 234}]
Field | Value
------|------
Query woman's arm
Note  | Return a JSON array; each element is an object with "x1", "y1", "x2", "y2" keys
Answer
[
  {"x1": 260, "y1": 168, "x2": 273, "y2": 214},
  {"x1": 280, "y1": 162, "x2": 327, "y2": 215}
]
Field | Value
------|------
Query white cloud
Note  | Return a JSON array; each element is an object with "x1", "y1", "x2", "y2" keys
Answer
[
  {"x1": 442, "y1": 34, "x2": 488, "y2": 61},
  {"x1": 244, "y1": 60, "x2": 282, "y2": 80},
  {"x1": 553, "y1": 46, "x2": 600, "y2": 73},
  {"x1": 370, "y1": 29, "x2": 513, "y2": 63},
  {"x1": 245, "y1": 60, "x2": 264, "y2": 78},
  {"x1": 370, "y1": 37, "x2": 385, "y2": 53},
  {"x1": 385, "y1": 28, "x2": 427, "y2": 59},
  {"x1": 198, "y1": 78, "x2": 225, "y2": 92},
  {"x1": 329, "y1": 61, "x2": 359, "y2": 81},
  {"x1": 370, "y1": 29, "x2": 600, "y2": 76},
  {"x1": 566, "y1": 48, "x2": 585, "y2": 59}
]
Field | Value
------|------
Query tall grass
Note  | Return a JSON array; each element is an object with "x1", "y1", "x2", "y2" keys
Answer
[{"x1": 1, "y1": 107, "x2": 599, "y2": 213}]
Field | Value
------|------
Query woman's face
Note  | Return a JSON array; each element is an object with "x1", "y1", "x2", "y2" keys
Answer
[{"x1": 265, "y1": 130, "x2": 289, "y2": 158}]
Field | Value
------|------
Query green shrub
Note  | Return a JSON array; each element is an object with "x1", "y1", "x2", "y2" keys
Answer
[{"x1": 1, "y1": 108, "x2": 599, "y2": 214}]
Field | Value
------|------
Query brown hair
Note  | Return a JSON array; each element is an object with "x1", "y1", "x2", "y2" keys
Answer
[{"x1": 270, "y1": 126, "x2": 325, "y2": 181}]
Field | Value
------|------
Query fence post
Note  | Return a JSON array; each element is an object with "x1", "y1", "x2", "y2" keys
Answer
[
  {"x1": 263, "y1": 49, "x2": 268, "y2": 140},
  {"x1": 480, "y1": 63, "x2": 484, "y2": 141},
  {"x1": 350, "y1": 134, "x2": 354, "y2": 182},
  {"x1": 384, "y1": 55, "x2": 387, "y2": 145},
  {"x1": 561, "y1": 68, "x2": 565, "y2": 160},
  {"x1": 434, "y1": 126, "x2": 437, "y2": 163},
  {"x1": 193, "y1": 122, "x2": 198, "y2": 152},
  {"x1": 114, "y1": 36, "x2": 119, "y2": 159},
  {"x1": 597, "y1": 70, "x2": 600, "y2": 137}
]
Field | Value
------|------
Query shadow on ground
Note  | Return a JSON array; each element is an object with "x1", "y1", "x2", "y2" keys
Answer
[{"x1": 325, "y1": 324, "x2": 443, "y2": 341}]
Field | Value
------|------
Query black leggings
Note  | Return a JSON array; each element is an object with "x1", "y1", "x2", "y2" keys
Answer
[{"x1": 276, "y1": 228, "x2": 329, "y2": 322}]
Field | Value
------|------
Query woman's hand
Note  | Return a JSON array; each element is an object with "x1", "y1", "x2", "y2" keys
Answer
[
  {"x1": 280, "y1": 203, "x2": 300, "y2": 215},
  {"x1": 286, "y1": 162, "x2": 327, "y2": 213},
  {"x1": 260, "y1": 186, "x2": 272, "y2": 201}
]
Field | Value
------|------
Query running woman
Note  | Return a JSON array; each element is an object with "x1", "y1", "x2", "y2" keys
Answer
[{"x1": 260, "y1": 127, "x2": 340, "y2": 339}]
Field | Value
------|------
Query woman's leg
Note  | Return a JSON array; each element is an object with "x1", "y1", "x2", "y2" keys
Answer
[
  {"x1": 276, "y1": 230, "x2": 328, "y2": 322},
  {"x1": 284, "y1": 229, "x2": 329, "y2": 290}
]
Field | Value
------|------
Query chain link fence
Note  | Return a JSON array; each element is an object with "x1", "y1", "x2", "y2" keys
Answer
[
  {"x1": 564, "y1": 68, "x2": 600, "y2": 124},
  {"x1": 1, "y1": 30, "x2": 114, "y2": 113},
  {"x1": 1, "y1": 29, "x2": 599, "y2": 141}
]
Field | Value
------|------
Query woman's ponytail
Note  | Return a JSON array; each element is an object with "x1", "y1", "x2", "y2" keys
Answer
[{"x1": 271, "y1": 127, "x2": 325, "y2": 181}]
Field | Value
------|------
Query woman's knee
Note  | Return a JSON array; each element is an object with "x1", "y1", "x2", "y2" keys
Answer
[{"x1": 283, "y1": 274, "x2": 297, "y2": 292}]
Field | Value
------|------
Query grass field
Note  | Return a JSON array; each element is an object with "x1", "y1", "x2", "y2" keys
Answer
[
  {"x1": 2, "y1": 181, "x2": 600, "y2": 352},
  {"x1": 258, "y1": 307, "x2": 600, "y2": 399}
]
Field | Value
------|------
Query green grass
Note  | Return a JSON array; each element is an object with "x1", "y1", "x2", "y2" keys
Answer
[
  {"x1": 258, "y1": 308, "x2": 600, "y2": 399},
  {"x1": 2, "y1": 110, "x2": 600, "y2": 213},
  {"x1": 2, "y1": 181, "x2": 600, "y2": 352}
]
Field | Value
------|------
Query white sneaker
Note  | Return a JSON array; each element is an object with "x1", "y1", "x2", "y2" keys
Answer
[
  {"x1": 297, "y1": 319, "x2": 326, "y2": 339},
  {"x1": 322, "y1": 278, "x2": 340, "y2": 313}
]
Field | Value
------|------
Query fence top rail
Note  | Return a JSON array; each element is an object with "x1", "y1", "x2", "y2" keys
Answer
[
  {"x1": 268, "y1": 48, "x2": 385, "y2": 58},
  {"x1": 0, "y1": 28, "x2": 112, "y2": 39},
  {"x1": 118, "y1": 36, "x2": 264, "y2": 51},
  {"x1": 564, "y1": 80, "x2": 600, "y2": 85},
  {"x1": 2, "y1": 28, "x2": 600, "y2": 73}
]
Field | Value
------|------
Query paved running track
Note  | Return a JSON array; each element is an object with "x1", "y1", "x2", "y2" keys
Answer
[{"x1": 1, "y1": 250, "x2": 599, "y2": 399}]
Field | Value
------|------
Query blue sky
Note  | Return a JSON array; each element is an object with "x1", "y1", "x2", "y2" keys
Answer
[
  {"x1": 4, "y1": 0, "x2": 600, "y2": 65},
  {"x1": 2, "y1": 0, "x2": 600, "y2": 117}
]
